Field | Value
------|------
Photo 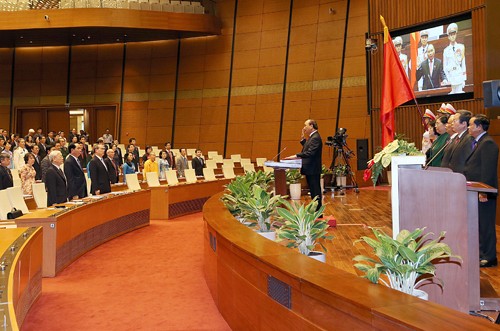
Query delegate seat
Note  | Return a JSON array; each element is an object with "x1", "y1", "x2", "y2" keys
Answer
[
  {"x1": 6, "y1": 186, "x2": 29, "y2": 214},
  {"x1": 165, "y1": 169, "x2": 179, "y2": 186},
  {"x1": 243, "y1": 164, "x2": 255, "y2": 173},
  {"x1": 256, "y1": 157, "x2": 266, "y2": 167},
  {"x1": 222, "y1": 165, "x2": 236, "y2": 179},
  {"x1": 184, "y1": 169, "x2": 197, "y2": 183},
  {"x1": 205, "y1": 159, "x2": 217, "y2": 169},
  {"x1": 202, "y1": 167, "x2": 217, "y2": 181},
  {"x1": 125, "y1": 173, "x2": 142, "y2": 191},
  {"x1": 32, "y1": 182, "x2": 48, "y2": 209},
  {"x1": 230, "y1": 154, "x2": 241, "y2": 163},
  {"x1": 145, "y1": 172, "x2": 161, "y2": 187}
]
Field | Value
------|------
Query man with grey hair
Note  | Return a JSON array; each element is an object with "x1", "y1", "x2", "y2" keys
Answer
[{"x1": 45, "y1": 150, "x2": 68, "y2": 206}]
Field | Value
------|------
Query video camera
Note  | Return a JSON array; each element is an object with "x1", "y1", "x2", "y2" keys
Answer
[{"x1": 326, "y1": 128, "x2": 348, "y2": 148}]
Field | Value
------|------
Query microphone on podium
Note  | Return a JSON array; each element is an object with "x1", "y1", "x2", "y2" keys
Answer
[{"x1": 271, "y1": 147, "x2": 287, "y2": 161}]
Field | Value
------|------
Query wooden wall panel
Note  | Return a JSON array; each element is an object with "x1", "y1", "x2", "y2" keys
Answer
[{"x1": 47, "y1": 109, "x2": 70, "y2": 133}]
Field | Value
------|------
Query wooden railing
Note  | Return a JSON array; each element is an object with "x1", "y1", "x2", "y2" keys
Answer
[{"x1": 203, "y1": 193, "x2": 498, "y2": 330}]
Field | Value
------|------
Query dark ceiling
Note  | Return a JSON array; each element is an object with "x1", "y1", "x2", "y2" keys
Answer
[{"x1": 0, "y1": 27, "x2": 212, "y2": 48}]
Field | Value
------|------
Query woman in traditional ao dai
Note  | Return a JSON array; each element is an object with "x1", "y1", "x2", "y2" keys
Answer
[{"x1": 158, "y1": 150, "x2": 170, "y2": 180}]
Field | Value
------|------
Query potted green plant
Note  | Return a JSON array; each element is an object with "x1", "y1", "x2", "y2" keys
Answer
[
  {"x1": 363, "y1": 138, "x2": 422, "y2": 186},
  {"x1": 353, "y1": 227, "x2": 461, "y2": 299},
  {"x1": 237, "y1": 185, "x2": 285, "y2": 240},
  {"x1": 286, "y1": 169, "x2": 302, "y2": 200},
  {"x1": 276, "y1": 198, "x2": 332, "y2": 262},
  {"x1": 333, "y1": 164, "x2": 348, "y2": 187},
  {"x1": 220, "y1": 176, "x2": 255, "y2": 225}
]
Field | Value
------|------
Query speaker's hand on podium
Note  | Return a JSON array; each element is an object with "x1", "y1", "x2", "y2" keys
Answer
[{"x1": 283, "y1": 155, "x2": 299, "y2": 160}]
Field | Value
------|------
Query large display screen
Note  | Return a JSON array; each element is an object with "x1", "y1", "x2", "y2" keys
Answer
[{"x1": 392, "y1": 14, "x2": 473, "y2": 103}]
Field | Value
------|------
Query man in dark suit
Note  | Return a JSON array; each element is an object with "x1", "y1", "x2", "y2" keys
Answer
[
  {"x1": 446, "y1": 110, "x2": 473, "y2": 174},
  {"x1": 64, "y1": 143, "x2": 87, "y2": 200},
  {"x1": 113, "y1": 140, "x2": 123, "y2": 167},
  {"x1": 0, "y1": 154, "x2": 13, "y2": 190},
  {"x1": 104, "y1": 148, "x2": 119, "y2": 184},
  {"x1": 286, "y1": 119, "x2": 323, "y2": 211},
  {"x1": 37, "y1": 136, "x2": 48, "y2": 160},
  {"x1": 31, "y1": 145, "x2": 42, "y2": 181},
  {"x1": 192, "y1": 149, "x2": 205, "y2": 176},
  {"x1": 46, "y1": 131, "x2": 55, "y2": 147},
  {"x1": 89, "y1": 144, "x2": 111, "y2": 195},
  {"x1": 45, "y1": 151, "x2": 68, "y2": 206},
  {"x1": 165, "y1": 142, "x2": 176, "y2": 170},
  {"x1": 464, "y1": 114, "x2": 499, "y2": 268},
  {"x1": 416, "y1": 44, "x2": 448, "y2": 90}
]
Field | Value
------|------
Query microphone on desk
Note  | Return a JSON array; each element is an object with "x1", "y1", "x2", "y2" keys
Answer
[{"x1": 271, "y1": 147, "x2": 287, "y2": 161}]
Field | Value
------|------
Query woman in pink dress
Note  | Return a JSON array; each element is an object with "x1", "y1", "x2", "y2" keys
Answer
[{"x1": 20, "y1": 153, "x2": 36, "y2": 195}]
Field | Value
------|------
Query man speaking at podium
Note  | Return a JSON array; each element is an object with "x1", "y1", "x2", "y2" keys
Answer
[{"x1": 284, "y1": 119, "x2": 323, "y2": 211}]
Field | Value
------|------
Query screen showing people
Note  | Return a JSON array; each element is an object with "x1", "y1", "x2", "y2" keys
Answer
[{"x1": 393, "y1": 18, "x2": 472, "y2": 97}]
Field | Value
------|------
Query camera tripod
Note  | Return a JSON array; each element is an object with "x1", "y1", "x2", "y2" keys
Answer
[{"x1": 327, "y1": 143, "x2": 359, "y2": 194}]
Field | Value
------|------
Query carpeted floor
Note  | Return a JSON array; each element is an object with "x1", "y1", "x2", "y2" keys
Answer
[{"x1": 22, "y1": 213, "x2": 231, "y2": 331}]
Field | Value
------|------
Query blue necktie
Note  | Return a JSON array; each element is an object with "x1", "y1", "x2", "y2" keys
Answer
[{"x1": 471, "y1": 140, "x2": 477, "y2": 150}]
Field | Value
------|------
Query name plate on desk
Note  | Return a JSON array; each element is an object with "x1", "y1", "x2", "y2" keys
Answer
[{"x1": 264, "y1": 160, "x2": 302, "y2": 169}]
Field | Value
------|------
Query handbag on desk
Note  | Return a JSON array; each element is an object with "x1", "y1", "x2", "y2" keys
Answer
[{"x1": 7, "y1": 208, "x2": 23, "y2": 219}]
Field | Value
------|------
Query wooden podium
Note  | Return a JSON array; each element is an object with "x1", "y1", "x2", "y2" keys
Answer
[
  {"x1": 396, "y1": 166, "x2": 498, "y2": 313},
  {"x1": 264, "y1": 160, "x2": 301, "y2": 196}
]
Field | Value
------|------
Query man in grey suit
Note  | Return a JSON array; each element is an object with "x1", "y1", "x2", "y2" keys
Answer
[
  {"x1": 464, "y1": 114, "x2": 499, "y2": 267},
  {"x1": 64, "y1": 143, "x2": 87, "y2": 200}
]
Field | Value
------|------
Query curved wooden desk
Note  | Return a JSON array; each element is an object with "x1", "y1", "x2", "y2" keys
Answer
[
  {"x1": 203, "y1": 193, "x2": 497, "y2": 330},
  {"x1": 0, "y1": 227, "x2": 43, "y2": 331},
  {"x1": 15, "y1": 190, "x2": 151, "y2": 277}
]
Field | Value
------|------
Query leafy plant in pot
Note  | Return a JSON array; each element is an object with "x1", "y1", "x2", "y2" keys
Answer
[
  {"x1": 333, "y1": 164, "x2": 348, "y2": 187},
  {"x1": 237, "y1": 185, "x2": 285, "y2": 240},
  {"x1": 286, "y1": 169, "x2": 302, "y2": 200},
  {"x1": 276, "y1": 198, "x2": 332, "y2": 262},
  {"x1": 353, "y1": 227, "x2": 461, "y2": 299},
  {"x1": 221, "y1": 177, "x2": 254, "y2": 225}
]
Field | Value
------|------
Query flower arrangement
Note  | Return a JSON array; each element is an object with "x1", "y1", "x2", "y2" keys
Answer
[{"x1": 363, "y1": 139, "x2": 422, "y2": 185}]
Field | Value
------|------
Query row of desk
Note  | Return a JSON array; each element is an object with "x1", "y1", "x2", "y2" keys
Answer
[
  {"x1": 202, "y1": 193, "x2": 498, "y2": 330},
  {"x1": 1, "y1": 175, "x2": 231, "y2": 330}
]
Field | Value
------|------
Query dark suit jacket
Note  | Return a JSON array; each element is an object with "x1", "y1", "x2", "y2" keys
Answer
[
  {"x1": 64, "y1": 155, "x2": 87, "y2": 199},
  {"x1": 33, "y1": 155, "x2": 42, "y2": 181},
  {"x1": 0, "y1": 165, "x2": 14, "y2": 190},
  {"x1": 447, "y1": 131, "x2": 473, "y2": 174},
  {"x1": 297, "y1": 131, "x2": 323, "y2": 176},
  {"x1": 464, "y1": 133, "x2": 499, "y2": 192},
  {"x1": 192, "y1": 157, "x2": 205, "y2": 176},
  {"x1": 37, "y1": 143, "x2": 48, "y2": 159},
  {"x1": 89, "y1": 156, "x2": 111, "y2": 194},
  {"x1": 416, "y1": 58, "x2": 447, "y2": 90},
  {"x1": 45, "y1": 164, "x2": 68, "y2": 206},
  {"x1": 166, "y1": 150, "x2": 176, "y2": 170},
  {"x1": 114, "y1": 147, "x2": 123, "y2": 167},
  {"x1": 104, "y1": 157, "x2": 119, "y2": 184}
]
